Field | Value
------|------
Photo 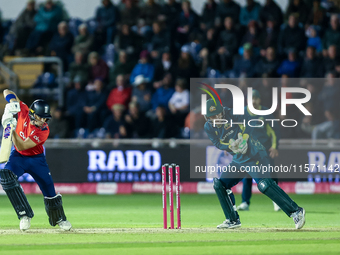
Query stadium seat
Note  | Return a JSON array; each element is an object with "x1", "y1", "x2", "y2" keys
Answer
[
  {"x1": 12, "y1": 63, "x2": 44, "y2": 89},
  {"x1": 86, "y1": 18, "x2": 98, "y2": 35}
]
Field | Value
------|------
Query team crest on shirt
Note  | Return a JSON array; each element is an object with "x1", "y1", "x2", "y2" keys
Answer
[
  {"x1": 209, "y1": 106, "x2": 216, "y2": 112},
  {"x1": 224, "y1": 123, "x2": 231, "y2": 130}
]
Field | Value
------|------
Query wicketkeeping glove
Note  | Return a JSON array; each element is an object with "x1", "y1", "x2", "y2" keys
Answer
[
  {"x1": 237, "y1": 133, "x2": 249, "y2": 154},
  {"x1": 4, "y1": 101, "x2": 20, "y2": 115},
  {"x1": 228, "y1": 138, "x2": 241, "y2": 154}
]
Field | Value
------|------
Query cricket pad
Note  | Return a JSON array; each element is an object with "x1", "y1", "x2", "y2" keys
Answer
[
  {"x1": 213, "y1": 178, "x2": 238, "y2": 221},
  {"x1": 44, "y1": 194, "x2": 67, "y2": 226},
  {"x1": 257, "y1": 178, "x2": 299, "y2": 216},
  {"x1": 0, "y1": 169, "x2": 34, "y2": 219}
]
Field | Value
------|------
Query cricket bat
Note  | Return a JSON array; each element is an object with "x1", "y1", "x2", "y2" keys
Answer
[{"x1": 0, "y1": 123, "x2": 14, "y2": 163}]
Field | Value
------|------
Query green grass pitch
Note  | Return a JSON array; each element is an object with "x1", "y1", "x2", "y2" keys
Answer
[{"x1": 0, "y1": 193, "x2": 339, "y2": 255}]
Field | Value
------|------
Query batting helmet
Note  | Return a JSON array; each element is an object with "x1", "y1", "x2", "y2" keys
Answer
[{"x1": 29, "y1": 99, "x2": 52, "y2": 120}]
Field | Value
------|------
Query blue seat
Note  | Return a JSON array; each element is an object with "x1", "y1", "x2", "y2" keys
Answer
[
  {"x1": 86, "y1": 18, "x2": 98, "y2": 35},
  {"x1": 68, "y1": 18, "x2": 83, "y2": 37}
]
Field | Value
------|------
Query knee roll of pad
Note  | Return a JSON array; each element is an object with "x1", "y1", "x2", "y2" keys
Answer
[
  {"x1": 258, "y1": 178, "x2": 299, "y2": 216},
  {"x1": 0, "y1": 169, "x2": 34, "y2": 219},
  {"x1": 213, "y1": 178, "x2": 238, "y2": 221},
  {"x1": 44, "y1": 194, "x2": 67, "y2": 226}
]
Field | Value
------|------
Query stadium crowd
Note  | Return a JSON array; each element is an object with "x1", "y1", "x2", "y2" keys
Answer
[{"x1": 1, "y1": 0, "x2": 340, "y2": 139}]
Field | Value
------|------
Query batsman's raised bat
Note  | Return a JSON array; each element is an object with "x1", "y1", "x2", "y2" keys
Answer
[{"x1": 0, "y1": 123, "x2": 14, "y2": 163}]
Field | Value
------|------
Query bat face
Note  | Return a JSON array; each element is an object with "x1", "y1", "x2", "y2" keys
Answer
[{"x1": 0, "y1": 123, "x2": 14, "y2": 163}]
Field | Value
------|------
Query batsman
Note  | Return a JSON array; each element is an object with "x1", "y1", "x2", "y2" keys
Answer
[
  {"x1": 0, "y1": 89, "x2": 72, "y2": 231},
  {"x1": 204, "y1": 98, "x2": 305, "y2": 229}
]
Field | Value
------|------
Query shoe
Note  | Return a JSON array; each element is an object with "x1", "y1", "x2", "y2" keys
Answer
[
  {"x1": 273, "y1": 201, "x2": 281, "y2": 211},
  {"x1": 237, "y1": 202, "x2": 249, "y2": 211},
  {"x1": 58, "y1": 220, "x2": 72, "y2": 231},
  {"x1": 217, "y1": 219, "x2": 241, "y2": 229},
  {"x1": 20, "y1": 216, "x2": 31, "y2": 231},
  {"x1": 291, "y1": 207, "x2": 306, "y2": 229}
]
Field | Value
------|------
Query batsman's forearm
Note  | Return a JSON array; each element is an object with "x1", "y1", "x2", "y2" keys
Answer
[
  {"x1": 3, "y1": 89, "x2": 19, "y2": 102},
  {"x1": 12, "y1": 131, "x2": 24, "y2": 151}
]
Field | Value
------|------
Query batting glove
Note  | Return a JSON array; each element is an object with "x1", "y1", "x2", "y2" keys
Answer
[
  {"x1": 4, "y1": 101, "x2": 20, "y2": 115},
  {"x1": 2, "y1": 112, "x2": 16, "y2": 128}
]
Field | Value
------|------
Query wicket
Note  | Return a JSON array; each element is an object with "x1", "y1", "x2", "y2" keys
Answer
[{"x1": 162, "y1": 163, "x2": 181, "y2": 229}]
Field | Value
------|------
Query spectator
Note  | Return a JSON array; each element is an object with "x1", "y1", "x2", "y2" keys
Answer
[
  {"x1": 318, "y1": 72, "x2": 340, "y2": 112},
  {"x1": 88, "y1": 51, "x2": 109, "y2": 83},
  {"x1": 215, "y1": 0, "x2": 241, "y2": 26},
  {"x1": 199, "y1": 28, "x2": 217, "y2": 76},
  {"x1": 323, "y1": 45, "x2": 340, "y2": 74},
  {"x1": 83, "y1": 78, "x2": 108, "y2": 133},
  {"x1": 306, "y1": 0, "x2": 327, "y2": 29},
  {"x1": 9, "y1": 0, "x2": 37, "y2": 52},
  {"x1": 153, "y1": 51, "x2": 176, "y2": 87},
  {"x1": 131, "y1": 18, "x2": 153, "y2": 40},
  {"x1": 130, "y1": 50, "x2": 155, "y2": 84},
  {"x1": 285, "y1": 0, "x2": 309, "y2": 25},
  {"x1": 103, "y1": 104, "x2": 126, "y2": 138},
  {"x1": 120, "y1": 0, "x2": 140, "y2": 27},
  {"x1": 322, "y1": 14, "x2": 340, "y2": 55},
  {"x1": 278, "y1": 14, "x2": 306, "y2": 55},
  {"x1": 177, "y1": 0, "x2": 199, "y2": 45},
  {"x1": 259, "y1": 17, "x2": 279, "y2": 51},
  {"x1": 150, "y1": 106, "x2": 174, "y2": 138},
  {"x1": 25, "y1": 0, "x2": 63, "y2": 53},
  {"x1": 168, "y1": 78, "x2": 189, "y2": 126},
  {"x1": 65, "y1": 77, "x2": 87, "y2": 130},
  {"x1": 150, "y1": 21, "x2": 171, "y2": 60},
  {"x1": 214, "y1": 16, "x2": 239, "y2": 72},
  {"x1": 72, "y1": 23, "x2": 93, "y2": 55},
  {"x1": 48, "y1": 21, "x2": 74, "y2": 71},
  {"x1": 107, "y1": 75, "x2": 132, "y2": 110},
  {"x1": 95, "y1": 0, "x2": 119, "y2": 45},
  {"x1": 131, "y1": 75, "x2": 152, "y2": 113},
  {"x1": 177, "y1": 45, "x2": 198, "y2": 85},
  {"x1": 241, "y1": 20, "x2": 260, "y2": 50},
  {"x1": 277, "y1": 48, "x2": 301, "y2": 77},
  {"x1": 239, "y1": 0, "x2": 261, "y2": 27},
  {"x1": 232, "y1": 43, "x2": 257, "y2": 78},
  {"x1": 152, "y1": 73, "x2": 175, "y2": 110},
  {"x1": 48, "y1": 107, "x2": 69, "y2": 139},
  {"x1": 312, "y1": 109, "x2": 340, "y2": 139},
  {"x1": 306, "y1": 25, "x2": 322, "y2": 53},
  {"x1": 140, "y1": 0, "x2": 161, "y2": 27},
  {"x1": 160, "y1": 0, "x2": 181, "y2": 31},
  {"x1": 259, "y1": 0, "x2": 283, "y2": 28},
  {"x1": 109, "y1": 50, "x2": 135, "y2": 88},
  {"x1": 69, "y1": 51, "x2": 90, "y2": 86},
  {"x1": 124, "y1": 102, "x2": 150, "y2": 138},
  {"x1": 255, "y1": 47, "x2": 280, "y2": 77},
  {"x1": 200, "y1": 0, "x2": 217, "y2": 31},
  {"x1": 300, "y1": 46, "x2": 323, "y2": 77},
  {"x1": 114, "y1": 24, "x2": 142, "y2": 59}
]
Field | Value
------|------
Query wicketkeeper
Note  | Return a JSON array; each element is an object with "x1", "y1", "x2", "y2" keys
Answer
[
  {"x1": 204, "y1": 98, "x2": 305, "y2": 229},
  {"x1": 0, "y1": 89, "x2": 72, "y2": 231}
]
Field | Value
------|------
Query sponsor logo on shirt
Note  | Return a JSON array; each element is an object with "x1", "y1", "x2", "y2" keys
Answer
[
  {"x1": 19, "y1": 131, "x2": 26, "y2": 140},
  {"x1": 33, "y1": 135, "x2": 40, "y2": 143}
]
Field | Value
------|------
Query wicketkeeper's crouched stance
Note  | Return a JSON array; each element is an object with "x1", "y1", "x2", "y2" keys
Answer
[
  {"x1": 0, "y1": 89, "x2": 72, "y2": 231},
  {"x1": 204, "y1": 99, "x2": 305, "y2": 229}
]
